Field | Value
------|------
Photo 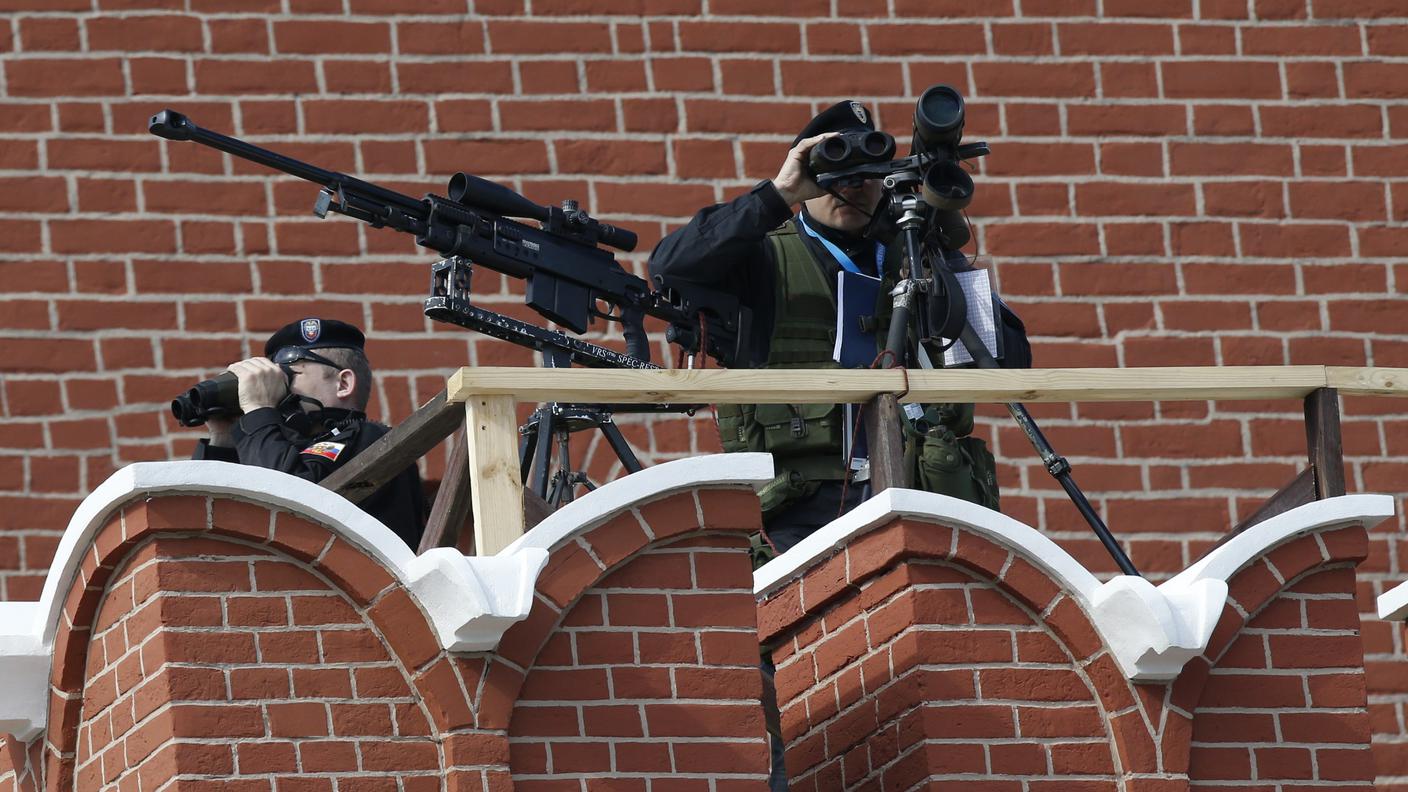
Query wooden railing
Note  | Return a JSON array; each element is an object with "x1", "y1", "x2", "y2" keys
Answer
[{"x1": 323, "y1": 366, "x2": 1408, "y2": 555}]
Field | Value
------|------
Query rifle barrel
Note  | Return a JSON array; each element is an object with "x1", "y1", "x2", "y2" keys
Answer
[{"x1": 148, "y1": 109, "x2": 426, "y2": 217}]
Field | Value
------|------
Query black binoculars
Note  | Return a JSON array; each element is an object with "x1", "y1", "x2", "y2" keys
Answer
[
  {"x1": 171, "y1": 363, "x2": 297, "y2": 427},
  {"x1": 171, "y1": 371, "x2": 241, "y2": 427},
  {"x1": 808, "y1": 130, "x2": 897, "y2": 177}
]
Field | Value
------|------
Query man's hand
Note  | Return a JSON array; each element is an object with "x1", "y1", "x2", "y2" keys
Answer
[
  {"x1": 227, "y1": 357, "x2": 289, "y2": 414},
  {"x1": 771, "y1": 132, "x2": 838, "y2": 206}
]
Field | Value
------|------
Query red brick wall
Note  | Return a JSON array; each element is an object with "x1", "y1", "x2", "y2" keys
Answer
[
  {"x1": 497, "y1": 487, "x2": 771, "y2": 788},
  {"x1": 0, "y1": 483, "x2": 774, "y2": 789},
  {"x1": 757, "y1": 515, "x2": 1374, "y2": 789},
  {"x1": 75, "y1": 534, "x2": 443, "y2": 791},
  {"x1": 1, "y1": 0, "x2": 1406, "y2": 783}
]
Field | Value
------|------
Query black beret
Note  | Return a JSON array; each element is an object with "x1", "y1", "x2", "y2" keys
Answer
[
  {"x1": 263, "y1": 317, "x2": 365, "y2": 358},
  {"x1": 793, "y1": 100, "x2": 876, "y2": 146}
]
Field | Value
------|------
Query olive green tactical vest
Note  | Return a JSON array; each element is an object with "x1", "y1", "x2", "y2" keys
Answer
[
  {"x1": 716, "y1": 221, "x2": 1000, "y2": 515},
  {"x1": 715, "y1": 222, "x2": 846, "y2": 512}
]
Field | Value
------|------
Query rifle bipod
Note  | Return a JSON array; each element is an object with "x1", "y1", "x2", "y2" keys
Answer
[{"x1": 518, "y1": 403, "x2": 644, "y2": 509}]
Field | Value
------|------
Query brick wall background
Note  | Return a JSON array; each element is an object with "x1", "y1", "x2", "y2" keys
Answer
[{"x1": 0, "y1": 0, "x2": 1406, "y2": 783}]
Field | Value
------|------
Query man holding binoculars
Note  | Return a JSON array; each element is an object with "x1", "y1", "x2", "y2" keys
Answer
[
  {"x1": 649, "y1": 97, "x2": 1032, "y2": 557},
  {"x1": 188, "y1": 317, "x2": 426, "y2": 549}
]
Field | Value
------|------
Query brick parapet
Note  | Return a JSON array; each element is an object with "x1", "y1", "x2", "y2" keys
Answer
[
  {"x1": 758, "y1": 509, "x2": 1377, "y2": 789},
  {"x1": 0, "y1": 456, "x2": 777, "y2": 788}
]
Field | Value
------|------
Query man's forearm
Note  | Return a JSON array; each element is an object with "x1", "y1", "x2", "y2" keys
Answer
[{"x1": 648, "y1": 180, "x2": 793, "y2": 285}]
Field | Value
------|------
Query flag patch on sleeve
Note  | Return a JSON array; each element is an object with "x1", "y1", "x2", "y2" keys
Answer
[{"x1": 301, "y1": 441, "x2": 347, "y2": 461}]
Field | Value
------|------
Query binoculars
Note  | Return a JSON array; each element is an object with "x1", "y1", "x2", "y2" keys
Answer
[
  {"x1": 171, "y1": 371, "x2": 241, "y2": 427},
  {"x1": 171, "y1": 362, "x2": 297, "y2": 427},
  {"x1": 807, "y1": 84, "x2": 982, "y2": 216}
]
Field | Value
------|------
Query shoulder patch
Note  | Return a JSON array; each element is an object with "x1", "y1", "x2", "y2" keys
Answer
[{"x1": 301, "y1": 441, "x2": 347, "y2": 462}]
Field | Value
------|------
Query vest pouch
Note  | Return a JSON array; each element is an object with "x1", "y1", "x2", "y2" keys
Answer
[
  {"x1": 757, "y1": 469, "x2": 822, "y2": 516},
  {"x1": 960, "y1": 435, "x2": 1001, "y2": 511},
  {"x1": 715, "y1": 403, "x2": 760, "y2": 454},
  {"x1": 754, "y1": 402, "x2": 843, "y2": 458},
  {"x1": 913, "y1": 427, "x2": 1000, "y2": 511}
]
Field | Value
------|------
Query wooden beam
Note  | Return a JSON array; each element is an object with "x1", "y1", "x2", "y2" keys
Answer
[
  {"x1": 1304, "y1": 387, "x2": 1346, "y2": 499},
  {"x1": 324, "y1": 389, "x2": 463, "y2": 504},
  {"x1": 464, "y1": 395, "x2": 525, "y2": 555},
  {"x1": 419, "y1": 426, "x2": 471, "y2": 553},
  {"x1": 1229, "y1": 467, "x2": 1318, "y2": 537},
  {"x1": 862, "y1": 394, "x2": 909, "y2": 492},
  {"x1": 1325, "y1": 366, "x2": 1408, "y2": 397},
  {"x1": 447, "y1": 365, "x2": 1362, "y2": 405}
]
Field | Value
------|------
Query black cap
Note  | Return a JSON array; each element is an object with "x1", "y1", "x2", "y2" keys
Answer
[
  {"x1": 263, "y1": 317, "x2": 366, "y2": 358},
  {"x1": 793, "y1": 100, "x2": 876, "y2": 146}
]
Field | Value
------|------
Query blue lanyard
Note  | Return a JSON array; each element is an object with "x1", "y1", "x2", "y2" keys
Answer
[{"x1": 797, "y1": 214, "x2": 885, "y2": 276}]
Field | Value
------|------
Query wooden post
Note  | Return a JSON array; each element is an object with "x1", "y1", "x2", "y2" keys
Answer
[
  {"x1": 419, "y1": 426, "x2": 472, "y2": 554},
  {"x1": 1228, "y1": 386, "x2": 1348, "y2": 538},
  {"x1": 1304, "y1": 387, "x2": 1346, "y2": 499},
  {"x1": 862, "y1": 394, "x2": 910, "y2": 492},
  {"x1": 465, "y1": 395, "x2": 524, "y2": 555}
]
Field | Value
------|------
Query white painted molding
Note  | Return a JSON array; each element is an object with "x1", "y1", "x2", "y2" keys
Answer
[
  {"x1": 0, "y1": 461, "x2": 523, "y2": 740},
  {"x1": 402, "y1": 548, "x2": 549, "y2": 652},
  {"x1": 755, "y1": 489, "x2": 1394, "y2": 683},
  {"x1": 500, "y1": 452, "x2": 774, "y2": 556},
  {"x1": 1379, "y1": 582, "x2": 1408, "y2": 622},
  {"x1": 0, "y1": 454, "x2": 776, "y2": 740},
  {"x1": 0, "y1": 603, "x2": 45, "y2": 742}
]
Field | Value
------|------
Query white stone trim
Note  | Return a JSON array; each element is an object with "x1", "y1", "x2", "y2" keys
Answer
[
  {"x1": 500, "y1": 452, "x2": 775, "y2": 555},
  {"x1": 755, "y1": 489, "x2": 1394, "y2": 683},
  {"x1": 1379, "y1": 582, "x2": 1408, "y2": 622},
  {"x1": 0, "y1": 454, "x2": 776, "y2": 740}
]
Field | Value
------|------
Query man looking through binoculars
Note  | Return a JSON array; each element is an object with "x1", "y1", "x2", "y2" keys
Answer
[
  {"x1": 649, "y1": 98, "x2": 1032, "y2": 557},
  {"x1": 189, "y1": 318, "x2": 427, "y2": 549}
]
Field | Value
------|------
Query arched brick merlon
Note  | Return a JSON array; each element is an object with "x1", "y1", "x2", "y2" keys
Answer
[
  {"x1": 0, "y1": 453, "x2": 775, "y2": 741},
  {"x1": 756, "y1": 491, "x2": 1387, "y2": 789},
  {"x1": 756, "y1": 489, "x2": 1393, "y2": 682}
]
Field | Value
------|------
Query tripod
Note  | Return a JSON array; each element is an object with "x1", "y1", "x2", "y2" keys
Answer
[
  {"x1": 518, "y1": 402, "x2": 642, "y2": 508},
  {"x1": 516, "y1": 347, "x2": 695, "y2": 509},
  {"x1": 874, "y1": 169, "x2": 1142, "y2": 578}
]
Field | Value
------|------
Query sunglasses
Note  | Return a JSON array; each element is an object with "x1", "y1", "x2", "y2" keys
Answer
[{"x1": 272, "y1": 346, "x2": 344, "y2": 371}]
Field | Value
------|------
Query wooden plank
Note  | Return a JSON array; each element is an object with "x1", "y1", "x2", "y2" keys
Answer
[
  {"x1": 1228, "y1": 467, "x2": 1317, "y2": 537},
  {"x1": 447, "y1": 366, "x2": 1338, "y2": 405},
  {"x1": 465, "y1": 395, "x2": 525, "y2": 556},
  {"x1": 862, "y1": 394, "x2": 909, "y2": 492},
  {"x1": 1325, "y1": 366, "x2": 1408, "y2": 397},
  {"x1": 324, "y1": 389, "x2": 463, "y2": 504},
  {"x1": 419, "y1": 426, "x2": 471, "y2": 553},
  {"x1": 1304, "y1": 387, "x2": 1346, "y2": 499}
]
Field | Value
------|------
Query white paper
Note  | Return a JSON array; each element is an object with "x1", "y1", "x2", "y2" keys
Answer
[{"x1": 942, "y1": 269, "x2": 999, "y2": 366}]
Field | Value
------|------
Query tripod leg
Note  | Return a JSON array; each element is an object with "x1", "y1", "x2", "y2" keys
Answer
[
  {"x1": 519, "y1": 416, "x2": 538, "y2": 485},
  {"x1": 554, "y1": 427, "x2": 576, "y2": 505},
  {"x1": 956, "y1": 324, "x2": 1140, "y2": 577},
  {"x1": 599, "y1": 417, "x2": 644, "y2": 474},
  {"x1": 529, "y1": 407, "x2": 555, "y2": 499}
]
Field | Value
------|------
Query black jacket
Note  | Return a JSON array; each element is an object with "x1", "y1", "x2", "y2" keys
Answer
[
  {"x1": 193, "y1": 407, "x2": 427, "y2": 550},
  {"x1": 648, "y1": 180, "x2": 1031, "y2": 369}
]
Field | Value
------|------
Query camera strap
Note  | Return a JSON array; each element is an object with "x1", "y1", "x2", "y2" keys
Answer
[{"x1": 796, "y1": 214, "x2": 884, "y2": 276}]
